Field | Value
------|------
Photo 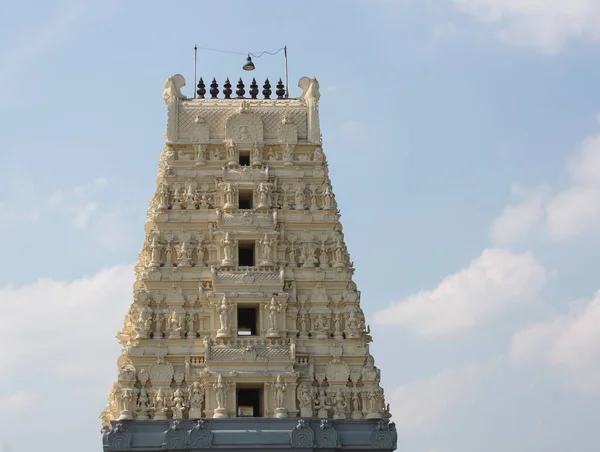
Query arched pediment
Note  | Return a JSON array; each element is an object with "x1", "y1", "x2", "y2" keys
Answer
[{"x1": 225, "y1": 105, "x2": 264, "y2": 144}]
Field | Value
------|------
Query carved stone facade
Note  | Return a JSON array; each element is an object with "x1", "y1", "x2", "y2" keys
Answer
[{"x1": 102, "y1": 73, "x2": 393, "y2": 451}]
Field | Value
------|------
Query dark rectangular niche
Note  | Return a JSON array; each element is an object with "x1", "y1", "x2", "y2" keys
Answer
[
  {"x1": 238, "y1": 242, "x2": 254, "y2": 266},
  {"x1": 236, "y1": 386, "x2": 263, "y2": 417},
  {"x1": 237, "y1": 306, "x2": 257, "y2": 336}
]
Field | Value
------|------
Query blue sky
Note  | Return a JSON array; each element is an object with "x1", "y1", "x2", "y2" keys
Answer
[{"x1": 2, "y1": 1, "x2": 600, "y2": 451}]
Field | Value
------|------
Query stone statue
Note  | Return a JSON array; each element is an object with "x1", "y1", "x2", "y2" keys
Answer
[
  {"x1": 288, "y1": 244, "x2": 297, "y2": 267},
  {"x1": 295, "y1": 185, "x2": 304, "y2": 210},
  {"x1": 256, "y1": 183, "x2": 269, "y2": 210},
  {"x1": 313, "y1": 147, "x2": 324, "y2": 162},
  {"x1": 163, "y1": 74, "x2": 186, "y2": 104},
  {"x1": 119, "y1": 388, "x2": 133, "y2": 420},
  {"x1": 351, "y1": 389, "x2": 362, "y2": 419},
  {"x1": 196, "y1": 144, "x2": 207, "y2": 162},
  {"x1": 169, "y1": 311, "x2": 183, "y2": 338},
  {"x1": 297, "y1": 383, "x2": 314, "y2": 417},
  {"x1": 188, "y1": 381, "x2": 204, "y2": 418},
  {"x1": 223, "y1": 183, "x2": 235, "y2": 211},
  {"x1": 221, "y1": 232, "x2": 234, "y2": 266},
  {"x1": 322, "y1": 184, "x2": 333, "y2": 210},
  {"x1": 213, "y1": 374, "x2": 230, "y2": 418},
  {"x1": 298, "y1": 77, "x2": 320, "y2": 143},
  {"x1": 225, "y1": 140, "x2": 237, "y2": 165},
  {"x1": 149, "y1": 234, "x2": 161, "y2": 267},
  {"x1": 273, "y1": 375, "x2": 287, "y2": 418},
  {"x1": 178, "y1": 240, "x2": 192, "y2": 267},
  {"x1": 172, "y1": 388, "x2": 185, "y2": 419},
  {"x1": 153, "y1": 388, "x2": 168, "y2": 420},
  {"x1": 186, "y1": 314, "x2": 195, "y2": 338},
  {"x1": 316, "y1": 389, "x2": 330, "y2": 419},
  {"x1": 283, "y1": 144, "x2": 294, "y2": 163},
  {"x1": 158, "y1": 183, "x2": 169, "y2": 210},
  {"x1": 260, "y1": 235, "x2": 273, "y2": 265},
  {"x1": 251, "y1": 142, "x2": 262, "y2": 165},
  {"x1": 333, "y1": 390, "x2": 347, "y2": 419},
  {"x1": 136, "y1": 387, "x2": 149, "y2": 420},
  {"x1": 217, "y1": 296, "x2": 233, "y2": 337},
  {"x1": 264, "y1": 298, "x2": 281, "y2": 332},
  {"x1": 333, "y1": 240, "x2": 345, "y2": 267}
]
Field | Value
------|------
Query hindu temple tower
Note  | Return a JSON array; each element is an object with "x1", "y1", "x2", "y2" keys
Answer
[{"x1": 101, "y1": 72, "x2": 396, "y2": 452}]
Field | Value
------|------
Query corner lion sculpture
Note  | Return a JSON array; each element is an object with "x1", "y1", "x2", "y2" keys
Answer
[{"x1": 163, "y1": 74, "x2": 186, "y2": 104}]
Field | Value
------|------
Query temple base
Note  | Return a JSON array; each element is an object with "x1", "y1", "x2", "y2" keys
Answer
[{"x1": 102, "y1": 418, "x2": 397, "y2": 452}]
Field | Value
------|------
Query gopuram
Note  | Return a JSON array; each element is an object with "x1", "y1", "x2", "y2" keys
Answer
[{"x1": 101, "y1": 73, "x2": 396, "y2": 452}]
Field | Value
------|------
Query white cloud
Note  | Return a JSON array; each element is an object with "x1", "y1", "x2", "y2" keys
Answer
[
  {"x1": 372, "y1": 248, "x2": 545, "y2": 336},
  {"x1": 0, "y1": 390, "x2": 38, "y2": 415},
  {"x1": 390, "y1": 362, "x2": 489, "y2": 430},
  {"x1": 453, "y1": 0, "x2": 600, "y2": 53},
  {"x1": 0, "y1": 176, "x2": 129, "y2": 239},
  {"x1": 510, "y1": 290, "x2": 600, "y2": 394},
  {"x1": 489, "y1": 116, "x2": 600, "y2": 244},
  {"x1": 546, "y1": 124, "x2": 600, "y2": 241},
  {"x1": 0, "y1": 265, "x2": 132, "y2": 372},
  {"x1": 490, "y1": 184, "x2": 548, "y2": 247}
]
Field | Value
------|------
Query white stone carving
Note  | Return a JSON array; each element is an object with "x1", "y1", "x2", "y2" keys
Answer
[
  {"x1": 104, "y1": 75, "x2": 390, "y2": 424},
  {"x1": 213, "y1": 374, "x2": 231, "y2": 418},
  {"x1": 163, "y1": 74, "x2": 186, "y2": 104}
]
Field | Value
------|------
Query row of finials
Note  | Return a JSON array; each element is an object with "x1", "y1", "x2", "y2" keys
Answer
[{"x1": 196, "y1": 77, "x2": 286, "y2": 100}]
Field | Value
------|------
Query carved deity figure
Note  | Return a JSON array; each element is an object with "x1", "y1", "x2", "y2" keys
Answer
[
  {"x1": 214, "y1": 374, "x2": 227, "y2": 410},
  {"x1": 362, "y1": 355, "x2": 379, "y2": 381},
  {"x1": 196, "y1": 144, "x2": 207, "y2": 162},
  {"x1": 333, "y1": 390, "x2": 347, "y2": 419},
  {"x1": 172, "y1": 388, "x2": 185, "y2": 419},
  {"x1": 149, "y1": 234, "x2": 161, "y2": 267},
  {"x1": 186, "y1": 313, "x2": 195, "y2": 338},
  {"x1": 223, "y1": 183, "x2": 235, "y2": 210},
  {"x1": 218, "y1": 296, "x2": 233, "y2": 332},
  {"x1": 136, "y1": 387, "x2": 150, "y2": 419},
  {"x1": 260, "y1": 235, "x2": 273, "y2": 265},
  {"x1": 298, "y1": 383, "x2": 313, "y2": 409},
  {"x1": 313, "y1": 315, "x2": 327, "y2": 333},
  {"x1": 251, "y1": 142, "x2": 262, "y2": 164},
  {"x1": 334, "y1": 239, "x2": 345, "y2": 266},
  {"x1": 185, "y1": 184, "x2": 196, "y2": 210},
  {"x1": 221, "y1": 232, "x2": 234, "y2": 265},
  {"x1": 351, "y1": 389, "x2": 362, "y2": 419},
  {"x1": 120, "y1": 388, "x2": 133, "y2": 415},
  {"x1": 170, "y1": 311, "x2": 183, "y2": 337},
  {"x1": 189, "y1": 381, "x2": 204, "y2": 410},
  {"x1": 288, "y1": 243, "x2": 297, "y2": 267},
  {"x1": 256, "y1": 183, "x2": 269, "y2": 209},
  {"x1": 153, "y1": 388, "x2": 168, "y2": 420},
  {"x1": 313, "y1": 147, "x2": 324, "y2": 162},
  {"x1": 322, "y1": 184, "x2": 333, "y2": 210},
  {"x1": 164, "y1": 242, "x2": 173, "y2": 267},
  {"x1": 283, "y1": 144, "x2": 294, "y2": 162},
  {"x1": 316, "y1": 389, "x2": 330, "y2": 418},
  {"x1": 178, "y1": 240, "x2": 193, "y2": 267},
  {"x1": 225, "y1": 140, "x2": 237, "y2": 164},
  {"x1": 347, "y1": 310, "x2": 361, "y2": 336},
  {"x1": 265, "y1": 298, "x2": 281, "y2": 331},
  {"x1": 294, "y1": 185, "x2": 305, "y2": 210},
  {"x1": 274, "y1": 375, "x2": 287, "y2": 409}
]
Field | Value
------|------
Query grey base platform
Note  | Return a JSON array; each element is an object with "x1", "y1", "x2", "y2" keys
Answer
[{"x1": 101, "y1": 418, "x2": 397, "y2": 452}]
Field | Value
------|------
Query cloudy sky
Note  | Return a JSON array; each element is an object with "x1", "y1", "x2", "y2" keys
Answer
[{"x1": 2, "y1": 0, "x2": 600, "y2": 451}]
